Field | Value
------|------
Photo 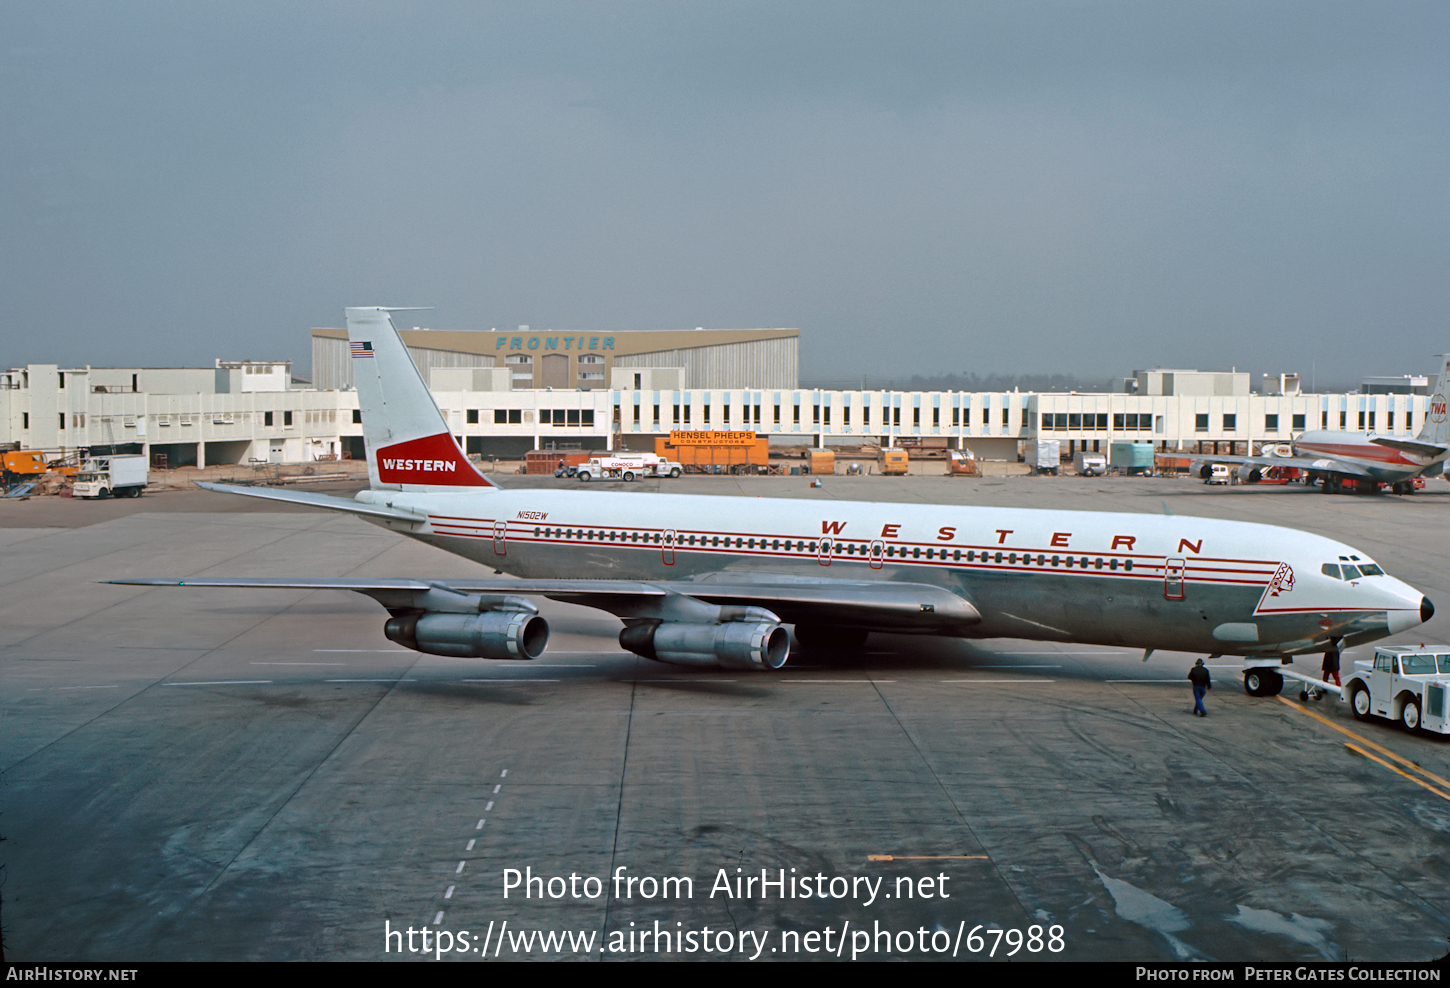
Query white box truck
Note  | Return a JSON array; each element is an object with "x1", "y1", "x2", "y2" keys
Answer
[
  {"x1": 1073, "y1": 451, "x2": 1107, "y2": 476},
  {"x1": 72, "y1": 454, "x2": 148, "y2": 499},
  {"x1": 1026, "y1": 439, "x2": 1060, "y2": 475}
]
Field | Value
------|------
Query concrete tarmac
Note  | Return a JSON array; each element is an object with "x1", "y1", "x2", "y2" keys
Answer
[{"x1": 2, "y1": 474, "x2": 1449, "y2": 962}]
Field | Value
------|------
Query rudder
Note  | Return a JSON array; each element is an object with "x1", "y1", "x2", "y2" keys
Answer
[{"x1": 1416, "y1": 353, "x2": 1450, "y2": 446}]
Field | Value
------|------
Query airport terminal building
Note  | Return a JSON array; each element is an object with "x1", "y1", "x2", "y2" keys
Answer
[{"x1": 0, "y1": 327, "x2": 1439, "y2": 467}]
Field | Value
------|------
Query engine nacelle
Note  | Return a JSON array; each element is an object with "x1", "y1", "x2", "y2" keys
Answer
[
  {"x1": 619, "y1": 619, "x2": 789, "y2": 671},
  {"x1": 1236, "y1": 465, "x2": 1262, "y2": 484},
  {"x1": 384, "y1": 610, "x2": 549, "y2": 659}
]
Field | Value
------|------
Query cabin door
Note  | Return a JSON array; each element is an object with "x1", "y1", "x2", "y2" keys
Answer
[
  {"x1": 868, "y1": 540, "x2": 885, "y2": 569},
  {"x1": 492, "y1": 521, "x2": 507, "y2": 556},
  {"x1": 662, "y1": 529, "x2": 676, "y2": 566},
  {"x1": 1163, "y1": 557, "x2": 1186, "y2": 599}
]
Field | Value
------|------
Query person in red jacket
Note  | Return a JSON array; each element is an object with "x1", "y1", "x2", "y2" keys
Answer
[{"x1": 1187, "y1": 659, "x2": 1211, "y2": 717}]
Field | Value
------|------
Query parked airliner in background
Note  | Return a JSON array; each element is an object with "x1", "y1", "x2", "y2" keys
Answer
[
  {"x1": 109, "y1": 309, "x2": 1434, "y2": 696},
  {"x1": 1192, "y1": 355, "x2": 1450, "y2": 494}
]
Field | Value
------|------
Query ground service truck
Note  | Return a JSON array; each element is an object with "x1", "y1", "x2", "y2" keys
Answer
[{"x1": 72, "y1": 454, "x2": 148, "y2": 499}]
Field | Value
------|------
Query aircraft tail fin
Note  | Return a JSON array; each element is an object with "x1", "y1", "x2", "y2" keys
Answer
[
  {"x1": 1415, "y1": 353, "x2": 1450, "y2": 446},
  {"x1": 344, "y1": 307, "x2": 499, "y2": 491}
]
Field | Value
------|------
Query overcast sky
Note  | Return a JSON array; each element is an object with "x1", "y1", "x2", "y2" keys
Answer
[{"x1": 3, "y1": 1, "x2": 1446, "y2": 387}]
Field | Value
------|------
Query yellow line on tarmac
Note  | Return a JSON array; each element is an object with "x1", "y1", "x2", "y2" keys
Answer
[
  {"x1": 1343, "y1": 744, "x2": 1450, "y2": 802},
  {"x1": 867, "y1": 855, "x2": 990, "y2": 861},
  {"x1": 1274, "y1": 696, "x2": 1450, "y2": 791}
]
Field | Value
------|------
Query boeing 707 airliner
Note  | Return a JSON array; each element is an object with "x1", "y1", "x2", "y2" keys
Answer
[{"x1": 110, "y1": 308, "x2": 1433, "y2": 696}]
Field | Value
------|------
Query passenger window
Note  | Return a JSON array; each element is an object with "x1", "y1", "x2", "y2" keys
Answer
[{"x1": 1321, "y1": 564, "x2": 1341, "y2": 579}]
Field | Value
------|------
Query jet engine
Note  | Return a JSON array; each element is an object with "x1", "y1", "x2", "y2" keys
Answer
[
  {"x1": 385, "y1": 610, "x2": 549, "y2": 659},
  {"x1": 1236, "y1": 466, "x2": 1262, "y2": 484},
  {"x1": 619, "y1": 605, "x2": 789, "y2": 671}
]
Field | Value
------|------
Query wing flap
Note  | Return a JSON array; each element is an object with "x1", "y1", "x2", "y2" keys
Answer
[
  {"x1": 1189, "y1": 455, "x2": 1374, "y2": 480},
  {"x1": 104, "y1": 575, "x2": 981, "y2": 634}
]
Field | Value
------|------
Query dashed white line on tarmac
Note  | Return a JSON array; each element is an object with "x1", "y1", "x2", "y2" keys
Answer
[
  {"x1": 459, "y1": 678, "x2": 560, "y2": 683},
  {"x1": 779, "y1": 680, "x2": 896, "y2": 683},
  {"x1": 466, "y1": 839, "x2": 475, "y2": 851},
  {"x1": 939, "y1": 679, "x2": 1056, "y2": 683},
  {"x1": 622, "y1": 679, "x2": 738, "y2": 683},
  {"x1": 325, "y1": 678, "x2": 416, "y2": 683},
  {"x1": 493, "y1": 784, "x2": 501, "y2": 793},
  {"x1": 485, "y1": 802, "x2": 494, "y2": 811},
  {"x1": 163, "y1": 680, "x2": 272, "y2": 686},
  {"x1": 57, "y1": 685, "x2": 120, "y2": 690},
  {"x1": 445, "y1": 886, "x2": 454, "y2": 899},
  {"x1": 434, "y1": 911, "x2": 444, "y2": 925},
  {"x1": 500, "y1": 770, "x2": 508, "y2": 777},
  {"x1": 476, "y1": 819, "x2": 485, "y2": 829},
  {"x1": 456, "y1": 861, "x2": 466, "y2": 874}
]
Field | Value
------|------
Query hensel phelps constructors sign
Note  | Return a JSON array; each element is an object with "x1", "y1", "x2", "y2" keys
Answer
[{"x1": 669, "y1": 431, "x2": 758, "y2": 446}]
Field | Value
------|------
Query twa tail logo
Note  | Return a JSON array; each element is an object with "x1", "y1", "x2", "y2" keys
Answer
[
  {"x1": 821, "y1": 520, "x2": 847, "y2": 535},
  {"x1": 376, "y1": 433, "x2": 494, "y2": 487},
  {"x1": 1267, "y1": 562, "x2": 1295, "y2": 597},
  {"x1": 1430, "y1": 394, "x2": 1447, "y2": 424}
]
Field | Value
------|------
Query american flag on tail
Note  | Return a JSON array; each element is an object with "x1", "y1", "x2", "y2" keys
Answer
[{"x1": 350, "y1": 342, "x2": 374, "y2": 358}]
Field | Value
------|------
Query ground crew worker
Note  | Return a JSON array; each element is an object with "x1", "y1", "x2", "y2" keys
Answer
[
  {"x1": 1188, "y1": 659, "x2": 1211, "y2": 717},
  {"x1": 1322, "y1": 638, "x2": 1341, "y2": 688}
]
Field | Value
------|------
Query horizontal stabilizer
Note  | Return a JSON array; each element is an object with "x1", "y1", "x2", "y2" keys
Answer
[
  {"x1": 194, "y1": 482, "x2": 427, "y2": 523},
  {"x1": 1370, "y1": 436, "x2": 1448, "y2": 459}
]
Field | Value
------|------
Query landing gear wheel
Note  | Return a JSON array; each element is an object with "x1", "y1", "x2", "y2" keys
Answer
[
  {"x1": 1402, "y1": 698, "x2": 1421, "y2": 732},
  {"x1": 1244, "y1": 669, "x2": 1282, "y2": 697},
  {"x1": 793, "y1": 625, "x2": 869, "y2": 653},
  {"x1": 1350, "y1": 685, "x2": 1371, "y2": 720}
]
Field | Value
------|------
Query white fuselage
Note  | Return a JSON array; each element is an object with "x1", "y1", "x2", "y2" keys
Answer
[
  {"x1": 356, "y1": 487, "x2": 1426, "y2": 656},
  {"x1": 1293, "y1": 430, "x2": 1448, "y2": 484}
]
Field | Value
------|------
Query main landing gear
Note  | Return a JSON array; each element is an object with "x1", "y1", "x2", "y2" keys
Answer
[{"x1": 1243, "y1": 668, "x2": 1283, "y2": 697}]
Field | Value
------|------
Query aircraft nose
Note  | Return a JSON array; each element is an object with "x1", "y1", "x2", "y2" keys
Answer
[{"x1": 1423, "y1": 596, "x2": 1436, "y2": 624}]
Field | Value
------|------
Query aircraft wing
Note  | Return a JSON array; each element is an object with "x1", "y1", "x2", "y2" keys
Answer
[
  {"x1": 1188, "y1": 454, "x2": 1375, "y2": 480},
  {"x1": 1370, "y1": 437, "x2": 1449, "y2": 459},
  {"x1": 193, "y1": 482, "x2": 427, "y2": 524},
  {"x1": 104, "y1": 575, "x2": 982, "y2": 635}
]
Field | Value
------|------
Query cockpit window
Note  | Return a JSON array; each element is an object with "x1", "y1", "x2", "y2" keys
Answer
[
  {"x1": 1439, "y1": 655, "x2": 1450, "y2": 675},
  {"x1": 1321, "y1": 564, "x2": 1341, "y2": 579},
  {"x1": 1341, "y1": 565, "x2": 1363, "y2": 580},
  {"x1": 1401, "y1": 653, "x2": 1437, "y2": 674},
  {"x1": 1358, "y1": 563, "x2": 1383, "y2": 576}
]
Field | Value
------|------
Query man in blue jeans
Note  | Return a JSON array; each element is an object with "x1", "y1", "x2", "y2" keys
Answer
[{"x1": 1187, "y1": 659, "x2": 1211, "y2": 717}]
